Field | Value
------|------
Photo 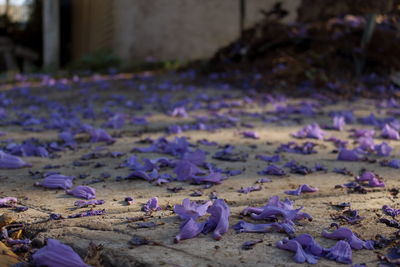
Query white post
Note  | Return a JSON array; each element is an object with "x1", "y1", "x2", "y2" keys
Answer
[{"x1": 43, "y1": 0, "x2": 60, "y2": 70}]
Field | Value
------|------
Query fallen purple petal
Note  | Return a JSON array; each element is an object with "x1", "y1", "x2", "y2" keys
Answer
[
  {"x1": 174, "y1": 198, "x2": 212, "y2": 220},
  {"x1": 36, "y1": 174, "x2": 75, "y2": 189},
  {"x1": 142, "y1": 197, "x2": 162, "y2": 212},
  {"x1": 285, "y1": 184, "x2": 318, "y2": 196},
  {"x1": 66, "y1": 186, "x2": 96, "y2": 199},
  {"x1": 324, "y1": 240, "x2": 352, "y2": 264},
  {"x1": 202, "y1": 199, "x2": 230, "y2": 240},
  {"x1": 32, "y1": 238, "x2": 90, "y2": 267},
  {"x1": 276, "y1": 239, "x2": 318, "y2": 264},
  {"x1": 0, "y1": 151, "x2": 31, "y2": 169}
]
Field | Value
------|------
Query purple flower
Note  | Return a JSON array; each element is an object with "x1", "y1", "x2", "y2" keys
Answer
[
  {"x1": 275, "y1": 141, "x2": 317, "y2": 154},
  {"x1": 325, "y1": 136, "x2": 348, "y2": 148},
  {"x1": 257, "y1": 178, "x2": 272, "y2": 183},
  {"x1": 0, "y1": 151, "x2": 31, "y2": 169},
  {"x1": 255, "y1": 154, "x2": 280, "y2": 162},
  {"x1": 191, "y1": 172, "x2": 226, "y2": 185},
  {"x1": 245, "y1": 196, "x2": 312, "y2": 223},
  {"x1": 66, "y1": 186, "x2": 96, "y2": 199},
  {"x1": 292, "y1": 123, "x2": 326, "y2": 140},
  {"x1": 32, "y1": 238, "x2": 90, "y2": 267},
  {"x1": 322, "y1": 227, "x2": 374, "y2": 250},
  {"x1": 332, "y1": 116, "x2": 345, "y2": 131},
  {"x1": 36, "y1": 174, "x2": 75, "y2": 189},
  {"x1": 357, "y1": 137, "x2": 374, "y2": 151},
  {"x1": 325, "y1": 240, "x2": 352, "y2": 264},
  {"x1": 355, "y1": 171, "x2": 385, "y2": 187},
  {"x1": 104, "y1": 113, "x2": 125, "y2": 129},
  {"x1": 59, "y1": 131, "x2": 76, "y2": 146},
  {"x1": 334, "y1": 209, "x2": 364, "y2": 225},
  {"x1": 83, "y1": 124, "x2": 115, "y2": 143},
  {"x1": 173, "y1": 198, "x2": 212, "y2": 220},
  {"x1": 276, "y1": 239, "x2": 318, "y2": 264},
  {"x1": 168, "y1": 124, "x2": 182, "y2": 134},
  {"x1": 258, "y1": 164, "x2": 286, "y2": 176},
  {"x1": 142, "y1": 197, "x2": 162, "y2": 212},
  {"x1": 381, "y1": 124, "x2": 400, "y2": 140},
  {"x1": 74, "y1": 199, "x2": 104, "y2": 208},
  {"x1": 337, "y1": 148, "x2": 365, "y2": 161},
  {"x1": 238, "y1": 185, "x2": 262, "y2": 194},
  {"x1": 175, "y1": 160, "x2": 206, "y2": 181},
  {"x1": 382, "y1": 205, "x2": 400, "y2": 217},
  {"x1": 241, "y1": 131, "x2": 260, "y2": 139},
  {"x1": 351, "y1": 129, "x2": 375, "y2": 138},
  {"x1": 285, "y1": 184, "x2": 318, "y2": 196},
  {"x1": 374, "y1": 142, "x2": 392, "y2": 156},
  {"x1": 202, "y1": 199, "x2": 230, "y2": 240},
  {"x1": 131, "y1": 116, "x2": 148, "y2": 125},
  {"x1": 170, "y1": 107, "x2": 188, "y2": 118},
  {"x1": 233, "y1": 220, "x2": 294, "y2": 235},
  {"x1": 124, "y1": 170, "x2": 154, "y2": 182},
  {"x1": 0, "y1": 197, "x2": 17, "y2": 207},
  {"x1": 293, "y1": 234, "x2": 325, "y2": 257},
  {"x1": 381, "y1": 159, "x2": 400, "y2": 169},
  {"x1": 197, "y1": 139, "x2": 218, "y2": 146},
  {"x1": 182, "y1": 149, "x2": 207, "y2": 165},
  {"x1": 213, "y1": 145, "x2": 248, "y2": 162},
  {"x1": 174, "y1": 218, "x2": 205, "y2": 243}
]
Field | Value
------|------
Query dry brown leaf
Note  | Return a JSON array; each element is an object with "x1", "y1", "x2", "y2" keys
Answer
[
  {"x1": 0, "y1": 241, "x2": 21, "y2": 267},
  {"x1": 0, "y1": 213, "x2": 15, "y2": 228},
  {"x1": 84, "y1": 242, "x2": 104, "y2": 267}
]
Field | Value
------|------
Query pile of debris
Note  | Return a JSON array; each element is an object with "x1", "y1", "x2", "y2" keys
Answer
[{"x1": 208, "y1": 1, "x2": 400, "y2": 97}]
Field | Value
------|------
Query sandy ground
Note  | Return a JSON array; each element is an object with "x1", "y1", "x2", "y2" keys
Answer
[{"x1": 0, "y1": 74, "x2": 398, "y2": 266}]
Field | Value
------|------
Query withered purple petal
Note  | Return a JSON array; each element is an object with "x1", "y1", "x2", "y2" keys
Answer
[
  {"x1": 74, "y1": 199, "x2": 105, "y2": 208},
  {"x1": 238, "y1": 185, "x2": 262, "y2": 194},
  {"x1": 258, "y1": 164, "x2": 286, "y2": 176},
  {"x1": 382, "y1": 205, "x2": 400, "y2": 217},
  {"x1": 68, "y1": 209, "x2": 105, "y2": 218},
  {"x1": 0, "y1": 197, "x2": 17, "y2": 207},
  {"x1": 256, "y1": 154, "x2": 280, "y2": 162}
]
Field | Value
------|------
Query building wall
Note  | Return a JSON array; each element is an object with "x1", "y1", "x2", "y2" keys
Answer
[
  {"x1": 71, "y1": 0, "x2": 114, "y2": 60},
  {"x1": 72, "y1": 0, "x2": 300, "y2": 66}
]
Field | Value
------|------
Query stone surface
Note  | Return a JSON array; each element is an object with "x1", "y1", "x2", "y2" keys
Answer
[{"x1": 0, "y1": 74, "x2": 397, "y2": 266}]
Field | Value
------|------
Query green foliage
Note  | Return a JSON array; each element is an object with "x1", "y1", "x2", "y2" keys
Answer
[{"x1": 69, "y1": 49, "x2": 120, "y2": 72}]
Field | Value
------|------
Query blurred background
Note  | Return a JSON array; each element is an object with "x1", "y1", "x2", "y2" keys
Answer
[{"x1": 0, "y1": 0, "x2": 399, "y2": 90}]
